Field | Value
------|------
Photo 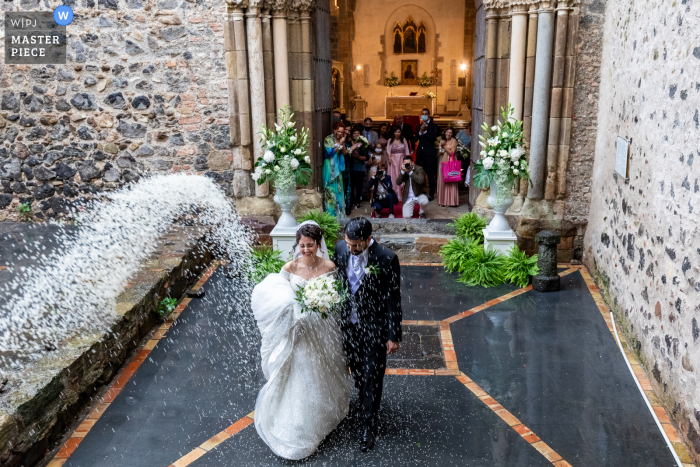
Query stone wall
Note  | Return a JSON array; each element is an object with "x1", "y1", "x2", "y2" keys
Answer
[
  {"x1": 0, "y1": 0, "x2": 233, "y2": 221},
  {"x1": 583, "y1": 0, "x2": 700, "y2": 462}
]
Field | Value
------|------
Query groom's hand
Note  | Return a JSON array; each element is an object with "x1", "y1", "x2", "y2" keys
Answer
[{"x1": 386, "y1": 340, "x2": 399, "y2": 355}]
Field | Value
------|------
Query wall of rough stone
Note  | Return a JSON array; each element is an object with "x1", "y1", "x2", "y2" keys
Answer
[
  {"x1": 0, "y1": 0, "x2": 232, "y2": 221},
  {"x1": 583, "y1": 0, "x2": 700, "y2": 461}
]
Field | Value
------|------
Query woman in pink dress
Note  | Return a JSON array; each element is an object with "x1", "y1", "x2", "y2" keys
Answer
[
  {"x1": 437, "y1": 128, "x2": 460, "y2": 207},
  {"x1": 387, "y1": 126, "x2": 410, "y2": 202}
]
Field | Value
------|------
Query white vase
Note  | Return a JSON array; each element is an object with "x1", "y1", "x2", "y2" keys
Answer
[
  {"x1": 483, "y1": 179, "x2": 517, "y2": 254},
  {"x1": 270, "y1": 185, "x2": 299, "y2": 259}
]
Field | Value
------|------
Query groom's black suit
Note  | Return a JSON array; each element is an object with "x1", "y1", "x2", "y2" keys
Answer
[{"x1": 334, "y1": 240, "x2": 402, "y2": 429}]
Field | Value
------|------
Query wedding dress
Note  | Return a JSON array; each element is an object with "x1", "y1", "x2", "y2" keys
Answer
[{"x1": 251, "y1": 224, "x2": 352, "y2": 460}]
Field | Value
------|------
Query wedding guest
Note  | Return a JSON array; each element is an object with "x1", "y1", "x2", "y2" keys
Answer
[
  {"x1": 387, "y1": 126, "x2": 411, "y2": 202},
  {"x1": 366, "y1": 143, "x2": 383, "y2": 182},
  {"x1": 437, "y1": 128, "x2": 460, "y2": 207},
  {"x1": 323, "y1": 122, "x2": 352, "y2": 217},
  {"x1": 342, "y1": 125, "x2": 353, "y2": 215},
  {"x1": 362, "y1": 118, "x2": 379, "y2": 147},
  {"x1": 396, "y1": 155, "x2": 429, "y2": 219},
  {"x1": 457, "y1": 123, "x2": 472, "y2": 187},
  {"x1": 367, "y1": 162, "x2": 397, "y2": 219},
  {"x1": 349, "y1": 124, "x2": 368, "y2": 209},
  {"x1": 333, "y1": 110, "x2": 342, "y2": 123},
  {"x1": 413, "y1": 108, "x2": 439, "y2": 201},
  {"x1": 377, "y1": 124, "x2": 390, "y2": 164},
  {"x1": 395, "y1": 115, "x2": 414, "y2": 149}
]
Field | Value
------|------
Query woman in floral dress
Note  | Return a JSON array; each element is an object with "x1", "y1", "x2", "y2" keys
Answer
[
  {"x1": 387, "y1": 126, "x2": 411, "y2": 202},
  {"x1": 322, "y1": 122, "x2": 349, "y2": 217}
]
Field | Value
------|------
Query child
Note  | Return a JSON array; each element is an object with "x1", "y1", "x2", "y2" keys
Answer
[{"x1": 366, "y1": 162, "x2": 397, "y2": 218}]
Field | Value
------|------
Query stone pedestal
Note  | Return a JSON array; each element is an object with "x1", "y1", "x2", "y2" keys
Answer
[
  {"x1": 532, "y1": 230, "x2": 561, "y2": 292},
  {"x1": 483, "y1": 180, "x2": 517, "y2": 254}
]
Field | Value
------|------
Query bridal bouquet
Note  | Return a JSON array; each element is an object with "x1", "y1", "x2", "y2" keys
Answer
[
  {"x1": 295, "y1": 276, "x2": 347, "y2": 319},
  {"x1": 354, "y1": 135, "x2": 370, "y2": 149}
]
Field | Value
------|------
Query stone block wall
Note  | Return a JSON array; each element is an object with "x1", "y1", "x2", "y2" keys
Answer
[
  {"x1": 583, "y1": 0, "x2": 700, "y2": 462},
  {"x1": 0, "y1": 0, "x2": 232, "y2": 222}
]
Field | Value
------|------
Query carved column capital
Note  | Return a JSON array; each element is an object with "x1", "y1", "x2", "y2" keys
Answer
[
  {"x1": 226, "y1": 0, "x2": 249, "y2": 9},
  {"x1": 268, "y1": 0, "x2": 287, "y2": 13},
  {"x1": 291, "y1": 0, "x2": 315, "y2": 12}
]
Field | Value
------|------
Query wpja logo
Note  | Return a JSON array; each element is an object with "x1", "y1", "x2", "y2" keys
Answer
[{"x1": 4, "y1": 11, "x2": 68, "y2": 64}]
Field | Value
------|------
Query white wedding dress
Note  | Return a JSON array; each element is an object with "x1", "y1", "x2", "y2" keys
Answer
[{"x1": 251, "y1": 268, "x2": 352, "y2": 460}]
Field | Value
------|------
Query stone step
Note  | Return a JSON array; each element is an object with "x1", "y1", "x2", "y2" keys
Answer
[{"x1": 375, "y1": 234, "x2": 453, "y2": 263}]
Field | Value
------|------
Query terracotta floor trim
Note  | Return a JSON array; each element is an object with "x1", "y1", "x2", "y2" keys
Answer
[
  {"x1": 400, "y1": 262, "x2": 444, "y2": 266},
  {"x1": 46, "y1": 262, "x2": 222, "y2": 467},
  {"x1": 578, "y1": 267, "x2": 693, "y2": 465},
  {"x1": 442, "y1": 286, "x2": 533, "y2": 324},
  {"x1": 455, "y1": 372, "x2": 571, "y2": 466}
]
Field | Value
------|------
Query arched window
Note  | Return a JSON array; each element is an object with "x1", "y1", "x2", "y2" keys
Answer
[
  {"x1": 393, "y1": 23, "x2": 403, "y2": 54},
  {"x1": 417, "y1": 22, "x2": 426, "y2": 54},
  {"x1": 403, "y1": 17, "x2": 417, "y2": 53}
]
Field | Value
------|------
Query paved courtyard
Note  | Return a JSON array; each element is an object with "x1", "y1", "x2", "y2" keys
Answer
[{"x1": 47, "y1": 264, "x2": 684, "y2": 467}]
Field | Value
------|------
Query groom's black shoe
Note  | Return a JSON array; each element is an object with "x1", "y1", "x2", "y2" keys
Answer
[{"x1": 360, "y1": 425, "x2": 375, "y2": 452}]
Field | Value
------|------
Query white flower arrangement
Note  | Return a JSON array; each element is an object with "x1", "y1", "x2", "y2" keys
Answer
[
  {"x1": 423, "y1": 90, "x2": 437, "y2": 99},
  {"x1": 294, "y1": 275, "x2": 347, "y2": 319},
  {"x1": 252, "y1": 105, "x2": 312, "y2": 187},
  {"x1": 474, "y1": 104, "x2": 531, "y2": 205},
  {"x1": 355, "y1": 135, "x2": 370, "y2": 149}
]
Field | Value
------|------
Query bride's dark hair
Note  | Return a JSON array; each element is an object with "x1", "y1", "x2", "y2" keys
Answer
[{"x1": 293, "y1": 223, "x2": 325, "y2": 255}]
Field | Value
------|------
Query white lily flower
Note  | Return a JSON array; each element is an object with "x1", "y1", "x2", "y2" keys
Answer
[
  {"x1": 290, "y1": 136, "x2": 297, "y2": 142},
  {"x1": 488, "y1": 150, "x2": 495, "y2": 156},
  {"x1": 491, "y1": 125, "x2": 498, "y2": 131},
  {"x1": 287, "y1": 122, "x2": 295, "y2": 128}
]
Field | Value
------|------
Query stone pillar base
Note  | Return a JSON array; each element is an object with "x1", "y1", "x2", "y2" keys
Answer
[
  {"x1": 483, "y1": 228, "x2": 517, "y2": 254},
  {"x1": 532, "y1": 274, "x2": 560, "y2": 292}
]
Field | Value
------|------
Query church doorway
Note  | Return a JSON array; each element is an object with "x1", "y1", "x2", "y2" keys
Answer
[{"x1": 327, "y1": 0, "x2": 480, "y2": 219}]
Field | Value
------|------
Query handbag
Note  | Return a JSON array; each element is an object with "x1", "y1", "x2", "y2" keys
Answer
[{"x1": 441, "y1": 153, "x2": 462, "y2": 183}]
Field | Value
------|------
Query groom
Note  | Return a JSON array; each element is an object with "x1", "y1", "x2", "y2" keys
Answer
[{"x1": 334, "y1": 217, "x2": 402, "y2": 452}]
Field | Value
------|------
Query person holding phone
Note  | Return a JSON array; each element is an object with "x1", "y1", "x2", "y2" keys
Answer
[
  {"x1": 395, "y1": 155, "x2": 429, "y2": 219},
  {"x1": 367, "y1": 162, "x2": 397, "y2": 218}
]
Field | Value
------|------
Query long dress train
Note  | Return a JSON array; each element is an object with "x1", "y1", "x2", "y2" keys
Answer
[{"x1": 252, "y1": 269, "x2": 352, "y2": 460}]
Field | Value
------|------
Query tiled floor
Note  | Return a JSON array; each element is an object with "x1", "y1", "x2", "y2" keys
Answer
[{"x1": 51, "y1": 265, "x2": 686, "y2": 467}]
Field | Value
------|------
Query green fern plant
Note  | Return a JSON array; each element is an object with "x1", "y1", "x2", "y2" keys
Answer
[
  {"x1": 449, "y1": 212, "x2": 488, "y2": 243},
  {"x1": 249, "y1": 245, "x2": 286, "y2": 283},
  {"x1": 297, "y1": 210, "x2": 341, "y2": 248},
  {"x1": 158, "y1": 297, "x2": 178, "y2": 316},
  {"x1": 458, "y1": 245, "x2": 506, "y2": 287},
  {"x1": 440, "y1": 237, "x2": 479, "y2": 273},
  {"x1": 17, "y1": 202, "x2": 32, "y2": 221},
  {"x1": 502, "y1": 245, "x2": 539, "y2": 288}
]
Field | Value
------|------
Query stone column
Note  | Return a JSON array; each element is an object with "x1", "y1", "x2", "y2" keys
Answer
[
  {"x1": 544, "y1": 0, "x2": 570, "y2": 201},
  {"x1": 262, "y1": 9, "x2": 276, "y2": 128},
  {"x1": 526, "y1": 1, "x2": 555, "y2": 200},
  {"x1": 532, "y1": 230, "x2": 561, "y2": 292},
  {"x1": 520, "y1": 6, "x2": 538, "y2": 199},
  {"x1": 227, "y1": 2, "x2": 253, "y2": 198},
  {"x1": 483, "y1": 9, "x2": 499, "y2": 127},
  {"x1": 246, "y1": 4, "x2": 268, "y2": 197},
  {"x1": 507, "y1": 5, "x2": 528, "y2": 120},
  {"x1": 272, "y1": 3, "x2": 290, "y2": 113},
  {"x1": 287, "y1": 8, "x2": 301, "y2": 115},
  {"x1": 298, "y1": 4, "x2": 315, "y2": 136},
  {"x1": 494, "y1": 10, "x2": 511, "y2": 121},
  {"x1": 556, "y1": 3, "x2": 578, "y2": 201}
]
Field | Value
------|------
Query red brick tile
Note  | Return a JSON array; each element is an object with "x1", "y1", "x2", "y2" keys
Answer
[
  {"x1": 408, "y1": 369, "x2": 434, "y2": 376},
  {"x1": 385, "y1": 368, "x2": 409, "y2": 375},
  {"x1": 99, "y1": 387, "x2": 122, "y2": 403},
  {"x1": 172, "y1": 447, "x2": 207, "y2": 467},
  {"x1": 56, "y1": 439, "x2": 82, "y2": 458},
  {"x1": 224, "y1": 417, "x2": 253, "y2": 435},
  {"x1": 531, "y1": 441, "x2": 562, "y2": 462},
  {"x1": 87, "y1": 403, "x2": 110, "y2": 419},
  {"x1": 653, "y1": 406, "x2": 672, "y2": 424},
  {"x1": 522, "y1": 432, "x2": 541, "y2": 444}
]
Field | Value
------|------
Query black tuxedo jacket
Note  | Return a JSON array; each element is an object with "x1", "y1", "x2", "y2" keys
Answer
[
  {"x1": 334, "y1": 240, "x2": 402, "y2": 343},
  {"x1": 400, "y1": 123, "x2": 414, "y2": 148},
  {"x1": 413, "y1": 120, "x2": 439, "y2": 161}
]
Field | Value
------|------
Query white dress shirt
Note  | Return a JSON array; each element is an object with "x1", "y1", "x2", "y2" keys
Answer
[{"x1": 346, "y1": 239, "x2": 374, "y2": 324}]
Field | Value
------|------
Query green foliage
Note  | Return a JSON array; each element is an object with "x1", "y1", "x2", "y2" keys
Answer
[
  {"x1": 17, "y1": 202, "x2": 31, "y2": 220},
  {"x1": 458, "y1": 245, "x2": 506, "y2": 287},
  {"x1": 502, "y1": 245, "x2": 539, "y2": 288},
  {"x1": 297, "y1": 210, "x2": 341, "y2": 248},
  {"x1": 417, "y1": 72, "x2": 434, "y2": 88},
  {"x1": 449, "y1": 212, "x2": 487, "y2": 243},
  {"x1": 158, "y1": 297, "x2": 178, "y2": 316},
  {"x1": 249, "y1": 245, "x2": 286, "y2": 283},
  {"x1": 384, "y1": 72, "x2": 399, "y2": 88},
  {"x1": 440, "y1": 237, "x2": 479, "y2": 274}
]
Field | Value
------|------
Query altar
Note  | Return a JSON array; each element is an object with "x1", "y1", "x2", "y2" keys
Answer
[{"x1": 385, "y1": 96, "x2": 434, "y2": 118}]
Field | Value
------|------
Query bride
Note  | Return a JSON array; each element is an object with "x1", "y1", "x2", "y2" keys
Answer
[{"x1": 251, "y1": 221, "x2": 352, "y2": 460}]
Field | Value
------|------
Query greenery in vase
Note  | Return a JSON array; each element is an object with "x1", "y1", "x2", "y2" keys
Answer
[
  {"x1": 157, "y1": 297, "x2": 178, "y2": 316},
  {"x1": 448, "y1": 212, "x2": 487, "y2": 244},
  {"x1": 297, "y1": 210, "x2": 341, "y2": 247},
  {"x1": 502, "y1": 245, "x2": 539, "y2": 288},
  {"x1": 384, "y1": 72, "x2": 399, "y2": 88},
  {"x1": 248, "y1": 245, "x2": 287, "y2": 283},
  {"x1": 417, "y1": 72, "x2": 434, "y2": 88},
  {"x1": 473, "y1": 104, "x2": 531, "y2": 204},
  {"x1": 252, "y1": 106, "x2": 312, "y2": 187}
]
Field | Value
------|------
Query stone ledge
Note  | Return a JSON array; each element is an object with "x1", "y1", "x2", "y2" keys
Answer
[{"x1": 0, "y1": 227, "x2": 212, "y2": 467}]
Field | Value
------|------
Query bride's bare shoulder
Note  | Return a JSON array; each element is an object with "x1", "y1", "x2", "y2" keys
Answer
[
  {"x1": 323, "y1": 259, "x2": 337, "y2": 273},
  {"x1": 282, "y1": 261, "x2": 296, "y2": 273}
]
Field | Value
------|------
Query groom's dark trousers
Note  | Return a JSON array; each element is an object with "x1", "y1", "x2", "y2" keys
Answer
[{"x1": 334, "y1": 240, "x2": 402, "y2": 429}]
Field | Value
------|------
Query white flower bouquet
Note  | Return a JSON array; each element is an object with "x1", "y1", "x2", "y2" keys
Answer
[
  {"x1": 354, "y1": 135, "x2": 370, "y2": 149},
  {"x1": 294, "y1": 275, "x2": 347, "y2": 319},
  {"x1": 473, "y1": 104, "x2": 531, "y2": 203},
  {"x1": 251, "y1": 106, "x2": 312, "y2": 187},
  {"x1": 423, "y1": 90, "x2": 437, "y2": 99}
]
